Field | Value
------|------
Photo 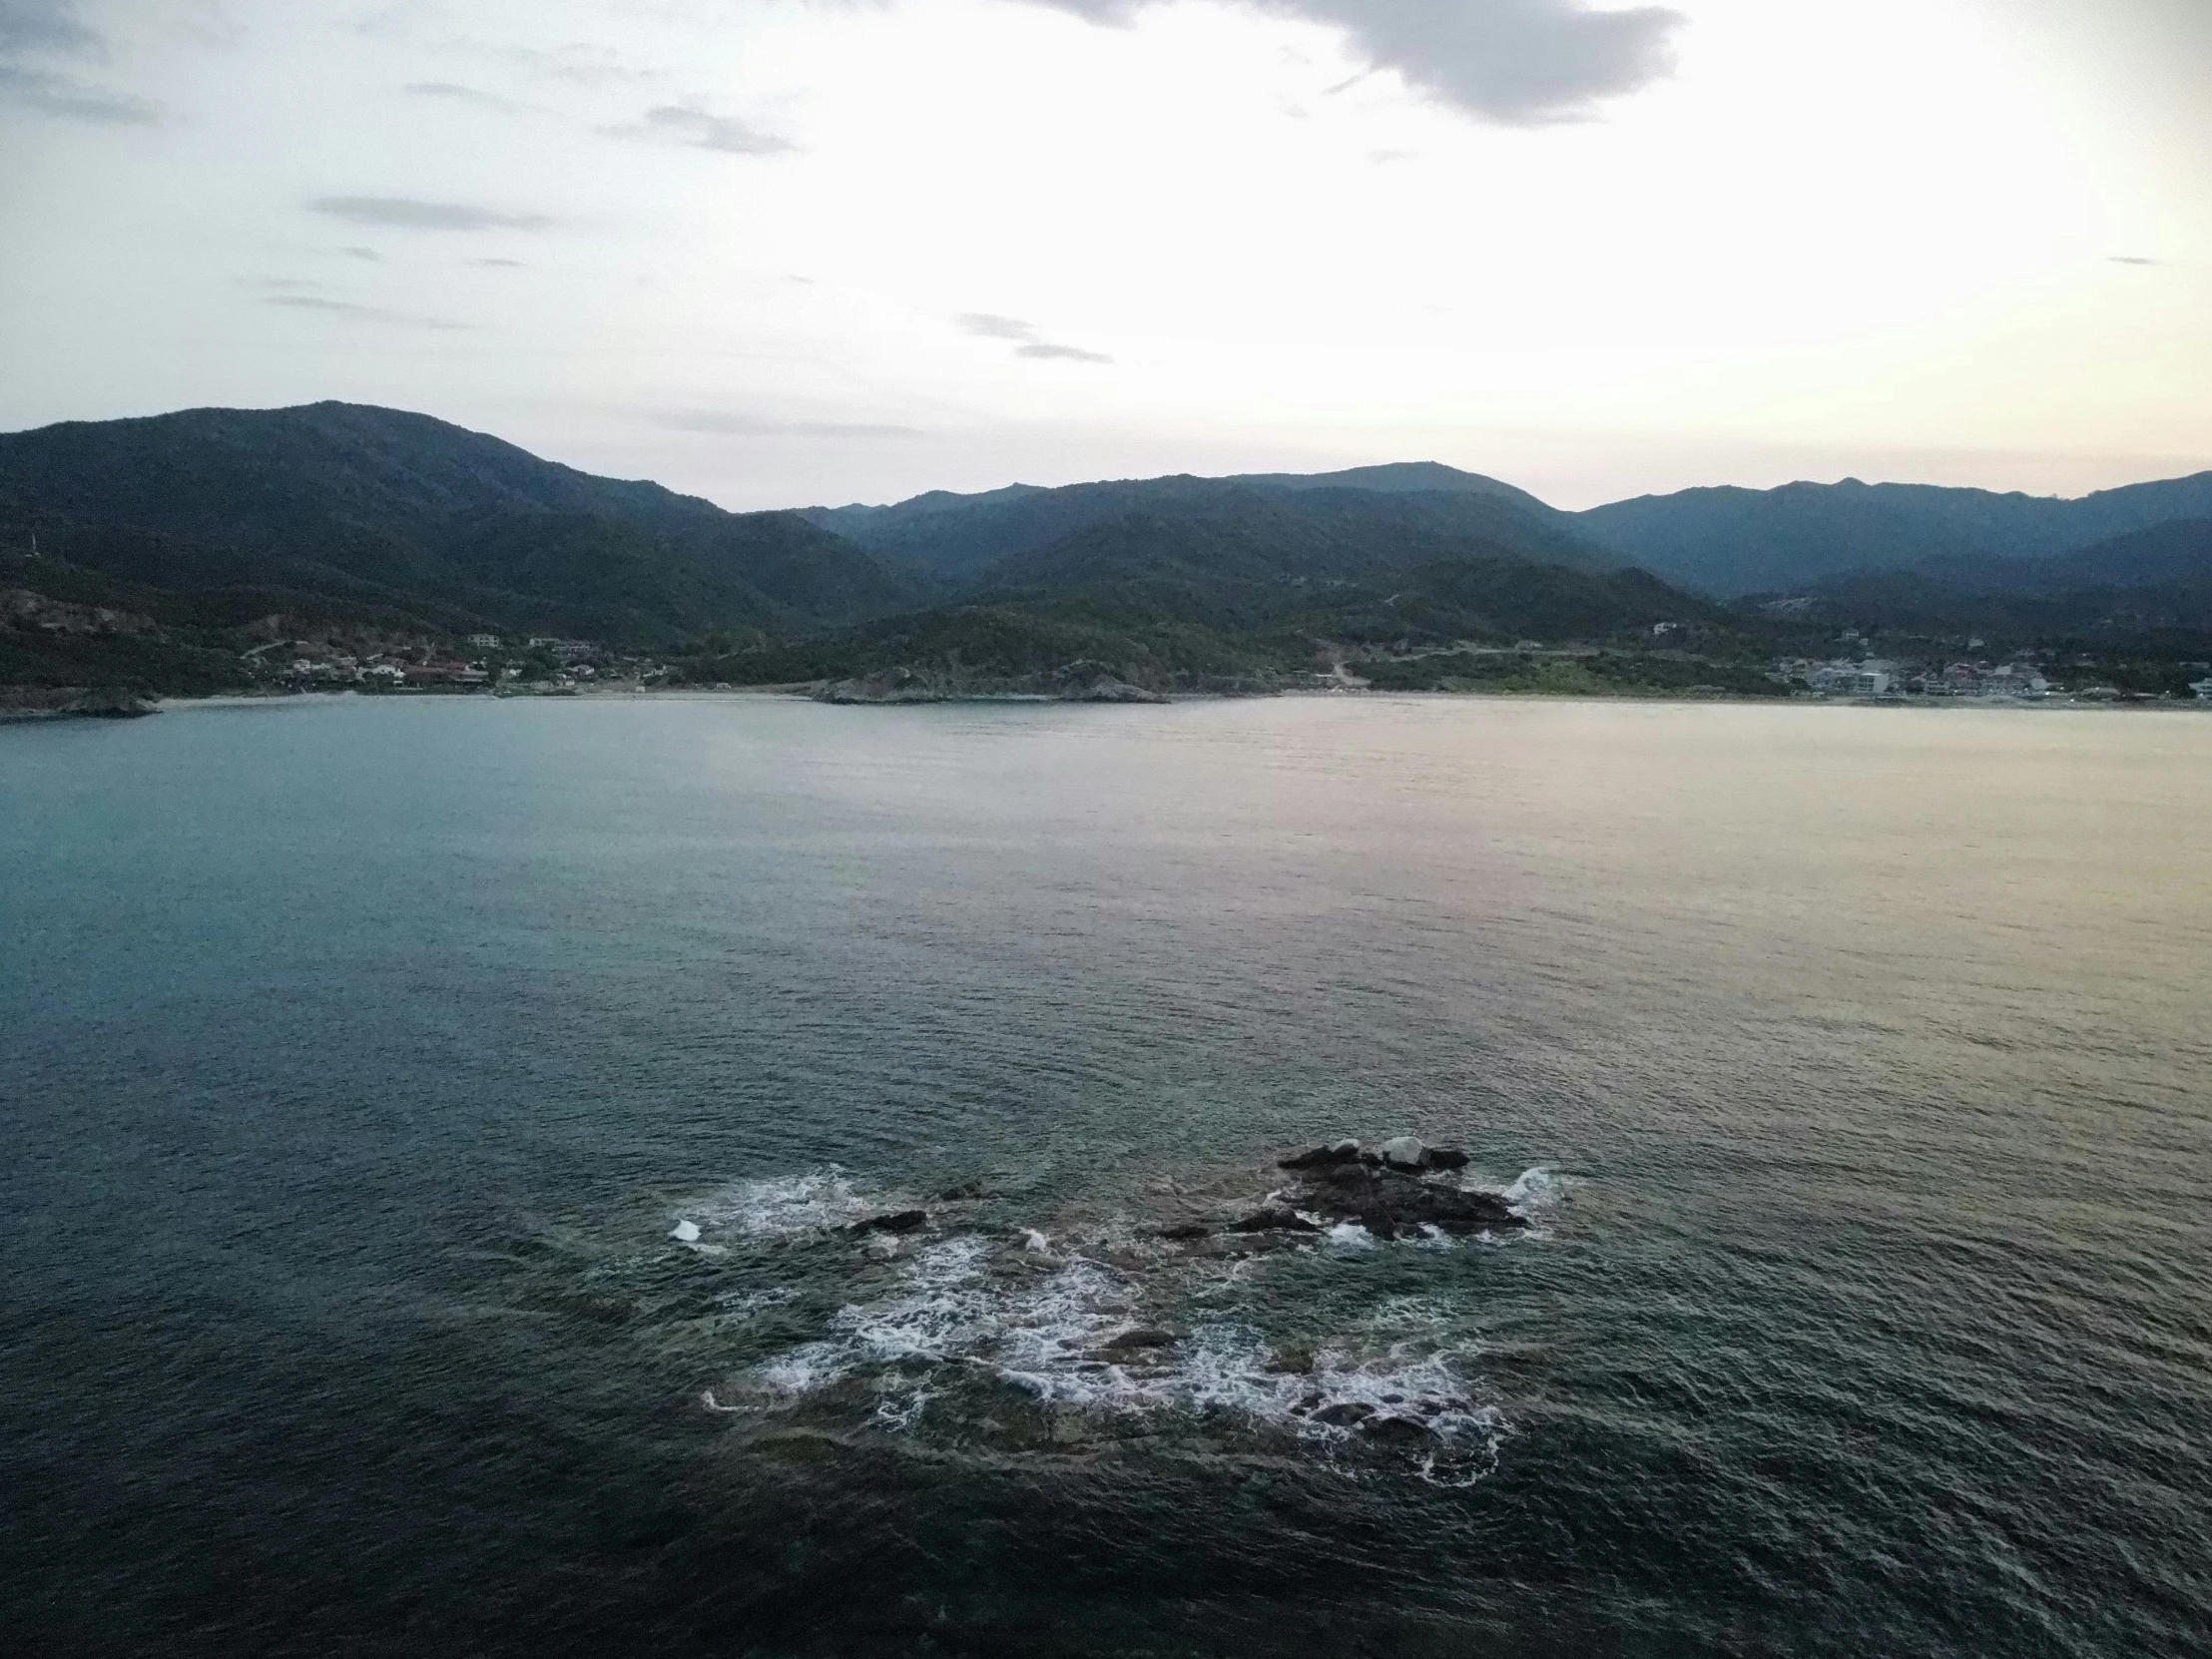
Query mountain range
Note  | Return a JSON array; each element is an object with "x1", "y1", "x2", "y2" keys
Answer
[{"x1": 4, "y1": 401, "x2": 2209, "y2": 696}]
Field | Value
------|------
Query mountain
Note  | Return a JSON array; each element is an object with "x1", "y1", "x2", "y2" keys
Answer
[
  {"x1": 1577, "y1": 473, "x2": 2212, "y2": 596},
  {"x1": 0, "y1": 402, "x2": 915, "y2": 645},
  {"x1": 1792, "y1": 519, "x2": 2212, "y2": 642},
  {"x1": 710, "y1": 505, "x2": 1734, "y2": 693},
  {"x1": 803, "y1": 464, "x2": 1598, "y2": 586}
]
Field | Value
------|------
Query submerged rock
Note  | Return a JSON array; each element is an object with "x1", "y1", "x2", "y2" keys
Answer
[
  {"x1": 1278, "y1": 1140, "x2": 1363, "y2": 1171},
  {"x1": 845, "y1": 1209, "x2": 929, "y2": 1235},
  {"x1": 1312, "y1": 1401, "x2": 1374, "y2": 1427},
  {"x1": 1229, "y1": 1207, "x2": 1322, "y2": 1234},
  {"x1": 1360, "y1": 1413, "x2": 1437, "y2": 1445}
]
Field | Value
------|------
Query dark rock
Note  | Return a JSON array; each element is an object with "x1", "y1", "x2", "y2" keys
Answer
[
  {"x1": 1278, "y1": 1140, "x2": 1363, "y2": 1170},
  {"x1": 845, "y1": 1209, "x2": 929, "y2": 1235},
  {"x1": 1277, "y1": 1159, "x2": 1521, "y2": 1240},
  {"x1": 1062, "y1": 676, "x2": 1167, "y2": 705},
  {"x1": 1312, "y1": 1401, "x2": 1375, "y2": 1427},
  {"x1": 1155, "y1": 1222, "x2": 1212, "y2": 1242},
  {"x1": 937, "y1": 1180, "x2": 989, "y2": 1201},
  {"x1": 1095, "y1": 1329, "x2": 1177, "y2": 1354},
  {"x1": 1229, "y1": 1208, "x2": 1322, "y2": 1234},
  {"x1": 1423, "y1": 1147, "x2": 1471, "y2": 1171},
  {"x1": 1361, "y1": 1413, "x2": 1436, "y2": 1444},
  {"x1": 814, "y1": 668, "x2": 944, "y2": 705}
]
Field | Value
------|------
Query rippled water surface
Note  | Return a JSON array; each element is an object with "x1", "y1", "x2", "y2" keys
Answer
[{"x1": 4, "y1": 694, "x2": 2209, "y2": 1657}]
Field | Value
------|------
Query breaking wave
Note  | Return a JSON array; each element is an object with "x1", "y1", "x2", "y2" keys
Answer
[{"x1": 719, "y1": 1227, "x2": 1505, "y2": 1482}]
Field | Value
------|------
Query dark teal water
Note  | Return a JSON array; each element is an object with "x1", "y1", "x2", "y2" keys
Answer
[{"x1": 4, "y1": 695, "x2": 2209, "y2": 1657}]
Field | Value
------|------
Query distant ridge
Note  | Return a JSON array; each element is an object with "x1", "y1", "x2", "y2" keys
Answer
[{"x1": 1574, "y1": 472, "x2": 2212, "y2": 596}]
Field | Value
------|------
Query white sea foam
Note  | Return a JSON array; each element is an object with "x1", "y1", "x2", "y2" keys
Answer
[
  {"x1": 739, "y1": 1231, "x2": 1502, "y2": 1475},
  {"x1": 758, "y1": 1340, "x2": 852, "y2": 1395},
  {"x1": 1502, "y1": 1166, "x2": 1565, "y2": 1212},
  {"x1": 692, "y1": 1170, "x2": 887, "y2": 1239},
  {"x1": 671, "y1": 1219, "x2": 701, "y2": 1243},
  {"x1": 713, "y1": 1285, "x2": 800, "y2": 1318}
]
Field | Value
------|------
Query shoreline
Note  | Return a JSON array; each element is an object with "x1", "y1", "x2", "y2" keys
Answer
[{"x1": 10, "y1": 683, "x2": 2170, "y2": 719}]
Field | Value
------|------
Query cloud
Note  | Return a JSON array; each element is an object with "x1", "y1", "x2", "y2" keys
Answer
[
  {"x1": 2108, "y1": 256, "x2": 2162, "y2": 267},
  {"x1": 603, "y1": 103, "x2": 795, "y2": 155},
  {"x1": 475, "y1": 257, "x2": 525, "y2": 268},
  {"x1": 340, "y1": 246, "x2": 381, "y2": 261},
  {"x1": 0, "y1": 61, "x2": 156, "y2": 121},
  {"x1": 1015, "y1": 341, "x2": 1114, "y2": 362},
  {"x1": 0, "y1": 0, "x2": 95, "y2": 55},
  {"x1": 264, "y1": 294, "x2": 477, "y2": 330},
  {"x1": 309, "y1": 196, "x2": 555, "y2": 231},
  {"x1": 403, "y1": 81, "x2": 515, "y2": 110},
  {"x1": 1017, "y1": 0, "x2": 1683, "y2": 123},
  {"x1": 661, "y1": 410, "x2": 924, "y2": 438},
  {"x1": 0, "y1": 2, "x2": 159, "y2": 123},
  {"x1": 958, "y1": 311, "x2": 1114, "y2": 363},
  {"x1": 958, "y1": 311, "x2": 1039, "y2": 339}
]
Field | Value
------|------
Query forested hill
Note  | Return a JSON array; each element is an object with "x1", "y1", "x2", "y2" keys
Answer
[
  {"x1": 0, "y1": 402, "x2": 918, "y2": 646},
  {"x1": 802, "y1": 462, "x2": 1597, "y2": 584},
  {"x1": 1, "y1": 406, "x2": 1718, "y2": 697}
]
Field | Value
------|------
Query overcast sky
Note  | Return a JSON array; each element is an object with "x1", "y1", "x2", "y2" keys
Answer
[{"x1": 3, "y1": 0, "x2": 2208, "y2": 509}]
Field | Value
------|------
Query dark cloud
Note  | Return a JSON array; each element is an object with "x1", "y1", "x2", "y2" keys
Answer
[
  {"x1": 1020, "y1": 0, "x2": 1682, "y2": 123},
  {"x1": 0, "y1": 2, "x2": 159, "y2": 124},
  {"x1": 957, "y1": 312, "x2": 1112, "y2": 363},
  {"x1": 0, "y1": 61, "x2": 155, "y2": 122},
  {"x1": 604, "y1": 104, "x2": 796, "y2": 155},
  {"x1": 662, "y1": 410, "x2": 924, "y2": 438},
  {"x1": 0, "y1": 0, "x2": 95, "y2": 56},
  {"x1": 340, "y1": 246, "x2": 382, "y2": 261},
  {"x1": 264, "y1": 295, "x2": 476, "y2": 330},
  {"x1": 309, "y1": 196, "x2": 556, "y2": 231}
]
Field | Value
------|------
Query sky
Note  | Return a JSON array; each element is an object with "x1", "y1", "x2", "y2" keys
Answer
[{"x1": 2, "y1": 0, "x2": 2209, "y2": 511}]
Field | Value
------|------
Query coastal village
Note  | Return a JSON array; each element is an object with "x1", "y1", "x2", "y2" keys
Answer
[
  {"x1": 251, "y1": 628, "x2": 2212, "y2": 706},
  {"x1": 250, "y1": 635, "x2": 676, "y2": 694}
]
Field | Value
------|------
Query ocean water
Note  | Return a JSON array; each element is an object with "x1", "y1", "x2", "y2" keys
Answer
[{"x1": 3, "y1": 693, "x2": 2209, "y2": 1658}]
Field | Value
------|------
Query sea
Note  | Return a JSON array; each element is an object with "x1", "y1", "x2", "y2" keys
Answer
[{"x1": 3, "y1": 693, "x2": 2208, "y2": 1658}]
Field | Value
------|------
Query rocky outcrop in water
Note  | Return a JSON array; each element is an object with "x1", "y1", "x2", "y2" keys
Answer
[
  {"x1": 0, "y1": 686, "x2": 161, "y2": 723},
  {"x1": 811, "y1": 660, "x2": 1168, "y2": 705},
  {"x1": 1213, "y1": 1137, "x2": 1521, "y2": 1241}
]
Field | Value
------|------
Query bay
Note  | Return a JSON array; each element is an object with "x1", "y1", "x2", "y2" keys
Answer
[{"x1": 3, "y1": 694, "x2": 2208, "y2": 1657}]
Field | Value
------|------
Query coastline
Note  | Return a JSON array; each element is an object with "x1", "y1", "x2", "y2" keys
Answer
[{"x1": 25, "y1": 683, "x2": 2181, "y2": 718}]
